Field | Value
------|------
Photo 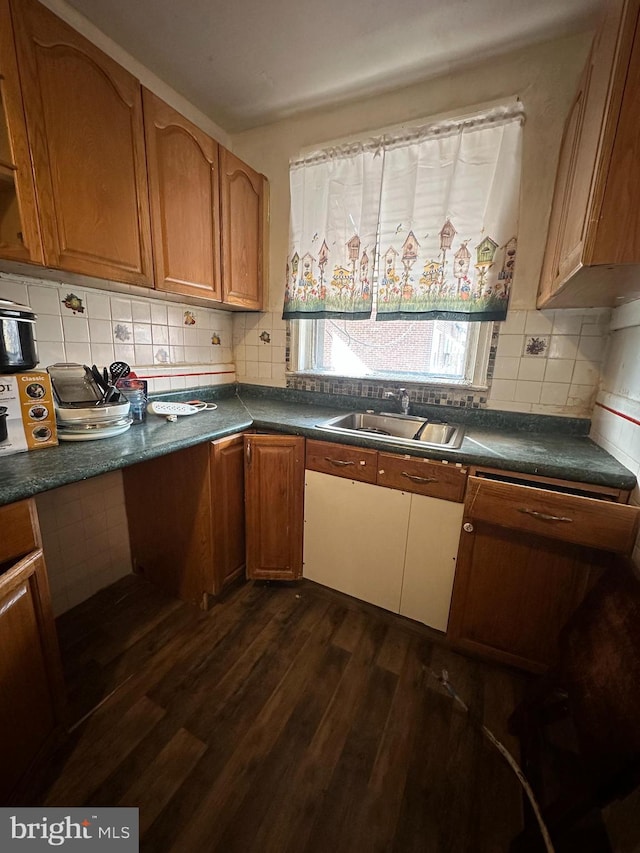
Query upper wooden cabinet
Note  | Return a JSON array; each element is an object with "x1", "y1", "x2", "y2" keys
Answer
[
  {"x1": 538, "y1": 0, "x2": 640, "y2": 308},
  {"x1": 220, "y1": 148, "x2": 265, "y2": 310},
  {"x1": 143, "y1": 89, "x2": 222, "y2": 302},
  {"x1": 0, "y1": 0, "x2": 42, "y2": 264},
  {"x1": 10, "y1": 0, "x2": 153, "y2": 286}
]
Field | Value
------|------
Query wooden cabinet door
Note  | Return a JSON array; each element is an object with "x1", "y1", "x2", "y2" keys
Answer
[
  {"x1": 0, "y1": 0, "x2": 42, "y2": 264},
  {"x1": 11, "y1": 0, "x2": 153, "y2": 285},
  {"x1": 143, "y1": 89, "x2": 222, "y2": 301},
  {"x1": 220, "y1": 148, "x2": 265, "y2": 310},
  {"x1": 448, "y1": 522, "x2": 610, "y2": 672},
  {"x1": 0, "y1": 549, "x2": 64, "y2": 802},
  {"x1": 538, "y1": 0, "x2": 640, "y2": 306},
  {"x1": 244, "y1": 434, "x2": 304, "y2": 580},
  {"x1": 537, "y1": 61, "x2": 590, "y2": 303},
  {"x1": 210, "y1": 433, "x2": 245, "y2": 593}
]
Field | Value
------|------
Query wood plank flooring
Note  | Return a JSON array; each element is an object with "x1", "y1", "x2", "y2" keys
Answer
[{"x1": 24, "y1": 576, "x2": 529, "y2": 852}]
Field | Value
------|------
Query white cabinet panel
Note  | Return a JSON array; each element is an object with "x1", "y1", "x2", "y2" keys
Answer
[
  {"x1": 400, "y1": 494, "x2": 464, "y2": 631},
  {"x1": 303, "y1": 470, "x2": 409, "y2": 612}
]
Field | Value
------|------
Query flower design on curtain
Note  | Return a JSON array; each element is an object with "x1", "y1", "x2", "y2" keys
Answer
[
  {"x1": 376, "y1": 112, "x2": 522, "y2": 322},
  {"x1": 283, "y1": 144, "x2": 383, "y2": 319}
]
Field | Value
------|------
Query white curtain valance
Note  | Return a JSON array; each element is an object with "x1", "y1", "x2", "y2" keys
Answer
[{"x1": 283, "y1": 104, "x2": 524, "y2": 322}]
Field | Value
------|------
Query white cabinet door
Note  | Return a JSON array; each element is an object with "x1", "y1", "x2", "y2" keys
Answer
[
  {"x1": 400, "y1": 494, "x2": 464, "y2": 631},
  {"x1": 303, "y1": 470, "x2": 409, "y2": 612}
]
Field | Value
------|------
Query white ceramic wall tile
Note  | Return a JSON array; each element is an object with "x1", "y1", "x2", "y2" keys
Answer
[
  {"x1": 499, "y1": 309, "x2": 526, "y2": 335},
  {"x1": 88, "y1": 318, "x2": 113, "y2": 343},
  {"x1": 132, "y1": 301, "x2": 151, "y2": 323},
  {"x1": 514, "y1": 381, "x2": 542, "y2": 404},
  {"x1": 552, "y1": 313, "x2": 583, "y2": 335},
  {"x1": 36, "y1": 314, "x2": 64, "y2": 341},
  {"x1": 0, "y1": 272, "x2": 238, "y2": 383},
  {"x1": 110, "y1": 297, "x2": 133, "y2": 322},
  {"x1": 517, "y1": 359, "x2": 546, "y2": 381},
  {"x1": 524, "y1": 310, "x2": 554, "y2": 335},
  {"x1": 547, "y1": 335, "x2": 580, "y2": 360},
  {"x1": 62, "y1": 314, "x2": 90, "y2": 342},
  {"x1": 544, "y1": 359, "x2": 575, "y2": 383},
  {"x1": 496, "y1": 335, "x2": 524, "y2": 358},
  {"x1": 85, "y1": 292, "x2": 111, "y2": 320},
  {"x1": 589, "y1": 300, "x2": 640, "y2": 568},
  {"x1": 28, "y1": 285, "x2": 63, "y2": 314},
  {"x1": 65, "y1": 342, "x2": 92, "y2": 364},
  {"x1": 488, "y1": 379, "x2": 516, "y2": 401},
  {"x1": 540, "y1": 382, "x2": 570, "y2": 406},
  {"x1": 151, "y1": 303, "x2": 168, "y2": 325},
  {"x1": 0, "y1": 275, "x2": 29, "y2": 304}
]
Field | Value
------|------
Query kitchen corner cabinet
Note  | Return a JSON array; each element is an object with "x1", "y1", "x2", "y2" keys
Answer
[
  {"x1": 143, "y1": 89, "x2": 222, "y2": 302},
  {"x1": 0, "y1": 499, "x2": 65, "y2": 804},
  {"x1": 244, "y1": 434, "x2": 305, "y2": 580},
  {"x1": 447, "y1": 471, "x2": 640, "y2": 672},
  {"x1": 123, "y1": 435, "x2": 246, "y2": 607},
  {"x1": 538, "y1": 0, "x2": 640, "y2": 308},
  {"x1": 10, "y1": 0, "x2": 154, "y2": 286},
  {"x1": 303, "y1": 440, "x2": 467, "y2": 630},
  {"x1": 0, "y1": 0, "x2": 42, "y2": 265},
  {"x1": 220, "y1": 148, "x2": 266, "y2": 310}
]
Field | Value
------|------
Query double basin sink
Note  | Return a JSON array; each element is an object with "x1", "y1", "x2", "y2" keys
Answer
[{"x1": 316, "y1": 411, "x2": 465, "y2": 450}]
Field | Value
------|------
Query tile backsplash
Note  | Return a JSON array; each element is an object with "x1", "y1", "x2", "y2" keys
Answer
[
  {"x1": 0, "y1": 271, "x2": 235, "y2": 393},
  {"x1": 234, "y1": 306, "x2": 610, "y2": 417}
]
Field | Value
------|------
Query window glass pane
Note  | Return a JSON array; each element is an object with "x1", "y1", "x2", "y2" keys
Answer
[{"x1": 313, "y1": 315, "x2": 471, "y2": 380}]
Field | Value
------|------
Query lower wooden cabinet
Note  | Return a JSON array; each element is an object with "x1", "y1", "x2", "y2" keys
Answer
[
  {"x1": 0, "y1": 500, "x2": 64, "y2": 804},
  {"x1": 447, "y1": 472, "x2": 640, "y2": 672},
  {"x1": 123, "y1": 435, "x2": 246, "y2": 607},
  {"x1": 244, "y1": 434, "x2": 305, "y2": 580}
]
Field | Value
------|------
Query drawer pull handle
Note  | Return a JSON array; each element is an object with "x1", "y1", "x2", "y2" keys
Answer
[
  {"x1": 402, "y1": 472, "x2": 438, "y2": 484},
  {"x1": 518, "y1": 508, "x2": 573, "y2": 523},
  {"x1": 324, "y1": 457, "x2": 355, "y2": 467}
]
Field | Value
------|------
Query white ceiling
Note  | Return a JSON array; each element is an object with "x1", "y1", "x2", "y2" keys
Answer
[{"x1": 66, "y1": 0, "x2": 601, "y2": 132}]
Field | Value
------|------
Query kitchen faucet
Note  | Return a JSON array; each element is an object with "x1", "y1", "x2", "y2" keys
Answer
[{"x1": 384, "y1": 387, "x2": 410, "y2": 415}]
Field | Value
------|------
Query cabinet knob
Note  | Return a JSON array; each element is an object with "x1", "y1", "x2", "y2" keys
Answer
[{"x1": 463, "y1": 522, "x2": 474, "y2": 533}]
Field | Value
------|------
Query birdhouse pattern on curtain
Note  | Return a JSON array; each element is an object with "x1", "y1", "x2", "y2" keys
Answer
[
  {"x1": 283, "y1": 105, "x2": 523, "y2": 322},
  {"x1": 283, "y1": 144, "x2": 383, "y2": 319},
  {"x1": 376, "y1": 113, "x2": 522, "y2": 321}
]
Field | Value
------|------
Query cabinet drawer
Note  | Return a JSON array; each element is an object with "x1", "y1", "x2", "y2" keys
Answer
[
  {"x1": 377, "y1": 453, "x2": 467, "y2": 502},
  {"x1": 466, "y1": 476, "x2": 640, "y2": 553},
  {"x1": 305, "y1": 439, "x2": 378, "y2": 483},
  {"x1": 0, "y1": 500, "x2": 40, "y2": 566}
]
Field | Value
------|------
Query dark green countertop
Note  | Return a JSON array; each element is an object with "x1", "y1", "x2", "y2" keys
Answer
[{"x1": 0, "y1": 385, "x2": 635, "y2": 507}]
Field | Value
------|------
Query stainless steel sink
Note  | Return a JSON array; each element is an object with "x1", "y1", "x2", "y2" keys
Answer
[{"x1": 316, "y1": 411, "x2": 464, "y2": 449}]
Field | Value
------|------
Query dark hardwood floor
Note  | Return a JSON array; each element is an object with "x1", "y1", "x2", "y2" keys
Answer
[{"x1": 25, "y1": 575, "x2": 530, "y2": 852}]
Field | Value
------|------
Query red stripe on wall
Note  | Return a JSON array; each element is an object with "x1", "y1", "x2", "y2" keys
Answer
[
  {"x1": 137, "y1": 369, "x2": 235, "y2": 380},
  {"x1": 595, "y1": 400, "x2": 640, "y2": 427}
]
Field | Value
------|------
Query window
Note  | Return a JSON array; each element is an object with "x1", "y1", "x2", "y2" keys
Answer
[
  {"x1": 293, "y1": 309, "x2": 492, "y2": 386},
  {"x1": 285, "y1": 103, "x2": 523, "y2": 387}
]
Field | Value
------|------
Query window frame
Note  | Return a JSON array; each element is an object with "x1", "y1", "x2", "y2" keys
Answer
[{"x1": 289, "y1": 317, "x2": 493, "y2": 390}]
